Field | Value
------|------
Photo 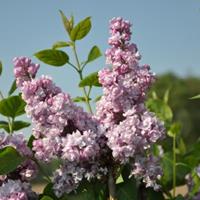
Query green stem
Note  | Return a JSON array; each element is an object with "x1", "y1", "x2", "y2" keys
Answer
[
  {"x1": 172, "y1": 135, "x2": 176, "y2": 198},
  {"x1": 0, "y1": 90, "x2": 13, "y2": 134},
  {"x1": 71, "y1": 44, "x2": 93, "y2": 114}
]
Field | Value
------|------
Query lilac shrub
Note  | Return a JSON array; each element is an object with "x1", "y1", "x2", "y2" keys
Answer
[{"x1": 12, "y1": 17, "x2": 165, "y2": 199}]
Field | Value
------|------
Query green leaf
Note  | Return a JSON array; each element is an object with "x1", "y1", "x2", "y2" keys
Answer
[
  {"x1": 86, "y1": 46, "x2": 102, "y2": 63},
  {"x1": 163, "y1": 89, "x2": 170, "y2": 103},
  {"x1": 35, "y1": 49, "x2": 69, "y2": 67},
  {"x1": 175, "y1": 194, "x2": 185, "y2": 200},
  {"x1": 70, "y1": 17, "x2": 91, "y2": 41},
  {"x1": 73, "y1": 96, "x2": 91, "y2": 103},
  {"x1": 43, "y1": 183, "x2": 59, "y2": 200},
  {"x1": 145, "y1": 188, "x2": 165, "y2": 200},
  {"x1": 8, "y1": 80, "x2": 17, "y2": 96},
  {"x1": 178, "y1": 138, "x2": 186, "y2": 155},
  {"x1": 190, "y1": 94, "x2": 200, "y2": 100},
  {"x1": 0, "y1": 146, "x2": 24, "y2": 175},
  {"x1": 27, "y1": 135, "x2": 36, "y2": 149},
  {"x1": 40, "y1": 196, "x2": 54, "y2": 200},
  {"x1": 0, "y1": 95, "x2": 26, "y2": 118},
  {"x1": 79, "y1": 72, "x2": 101, "y2": 87},
  {"x1": 59, "y1": 10, "x2": 73, "y2": 35},
  {"x1": 167, "y1": 122, "x2": 181, "y2": 138},
  {"x1": 146, "y1": 99, "x2": 173, "y2": 122},
  {"x1": 0, "y1": 121, "x2": 9, "y2": 132},
  {"x1": 116, "y1": 178, "x2": 137, "y2": 200},
  {"x1": 0, "y1": 121, "x2": 30, "y2": 133},
  {"x1": 52, "y1": 41, "x2": 72, "y2": 49},
  {"x1": 0, "y1": 60, "x2": 2, "y2": 76},
  {"x1": 94, "y1": 95, "x2": 102, "y2": 102}
]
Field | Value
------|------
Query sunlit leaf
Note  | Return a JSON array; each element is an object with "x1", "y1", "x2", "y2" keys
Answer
[
  {"x1": 70, "y1": 17, "x2": 91, "y2": 41},
  {"x1": 35, "y1": 49, "x2": 69, "y2": 66}
]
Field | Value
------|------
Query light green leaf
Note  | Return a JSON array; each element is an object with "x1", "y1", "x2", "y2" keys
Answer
[
  {"x1": 8, "y1": 80, "x2": 17, "y2": 96},
  {"x1": 73, "y1": 96, "x2": 91, "y2": 103},
  {"x1": 146, "y1": 99, "x2": 173, "y2": 122},
  {"x1": 94, "y1": 95, "x2": 102, "y2": 102},
  {"x1": 35, "y1": 49, "x2": 69, "y2": 66},
  {"x1": 70, "y1": 17, "x2": 91, "y2": 41},
  {"x1": 59, "y1": 10, "x2": 73, "y2": 35},
  {"x1": 86, "y1": 46, "x2": 102, "y2": 63},
  {"x1": 52, "y1": 41, "x2": 72, "y2": 49},
  {"x1": 163, "y1": 89, "x2": 170, "y2": 103},
  {"x1": 79, "y1": 72, "x2": 101, "y2": 87},
  {"x1": 0, "y1": 146, "x2": 24, "y2": 175},
  {"x1": 190, "y1": 94, "x2": 200, "y2": 100},
  {"x1": 0, "y1": 95, "x2": 26, "y2": 118},
  {"x1": 40, "y1": 196, "x2": 54, "y2": 200},
  {"x1": 167, "y1": 122, "x2": 181, "y2": 138}
]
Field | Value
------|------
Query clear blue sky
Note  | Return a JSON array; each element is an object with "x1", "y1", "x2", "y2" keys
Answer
[{"x1": 0, "y1": 0, "x2": 200, "y2": 98}]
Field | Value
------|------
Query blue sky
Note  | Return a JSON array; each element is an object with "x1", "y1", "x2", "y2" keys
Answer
[{"x1": 0, "y1": 0, "x2": 200, "y2": 100}]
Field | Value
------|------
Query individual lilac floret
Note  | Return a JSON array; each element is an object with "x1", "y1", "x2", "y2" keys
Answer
[
  {"x1": 13, "y1": 57, "x2": 39, "y2": 87},
  {"x1": 0, "y1": 132, "x2": 37, "y2": 182},
  {"x1": 0, "y1": 179, "x2": 37, "y2": 200}
]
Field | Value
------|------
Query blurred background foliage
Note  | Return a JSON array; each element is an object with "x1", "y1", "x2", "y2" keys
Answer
[{"x1": 149, "y1": 72, "x2": 200, "y2": 146}]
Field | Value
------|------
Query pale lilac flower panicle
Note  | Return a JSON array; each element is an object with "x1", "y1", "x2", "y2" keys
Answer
[{"x1": 96, "y1": 17, "x2": 165, "y2": 190}]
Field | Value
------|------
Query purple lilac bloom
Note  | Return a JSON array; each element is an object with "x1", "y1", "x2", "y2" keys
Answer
[
  {"x1": 96, "y1": 17, "x2": 165, "y2": 190},
  {"x1": 14, "y1": 57, "x2": 108, "y2": 196},
  {"x1": 0, "y1": 179, "x2": 37, "y2": 200}
]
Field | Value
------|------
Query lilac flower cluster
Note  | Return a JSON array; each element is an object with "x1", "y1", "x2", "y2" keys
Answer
[
  {"x1": 13, "y1": 57, "x2": 108, "y2": 197},
  {"x1": 13, "y1": 17, "x2": 165, "y2": 196},
  {"x1": 0, "y1": 179, "x2": 37, "y2": 200},
  {"x1": 0, "y1": 132, "x2": 37, "y2": 199},
  {"x1": 96, "y1": 17, "x2": 165, "y2": 189}
]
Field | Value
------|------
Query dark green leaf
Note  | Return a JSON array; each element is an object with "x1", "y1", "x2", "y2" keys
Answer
[
  {"x1": 43, "y1": 183, "x2": 59, "y2": 200},
  {"x1": 73, "y1": 96, "x2": 91, "y2": 103},
  {"x1": 145, "y1": 188, "x2": 165, "y2": 200},
  {"x1": 0, "y1": 95, "x2": 26, "y2": 118},
  {"x1": 0, "y1": 121, "x2": 9, "y2": 132},
  {"x1": 0, "y1": 146, "x2": 24, "y2": 175},
  {"x1": 0, "y1": 60, "x2": 2, "y2": 76},
  {"x1": 0, "y1": 121, "x2": 30, "y2": 133},
  {"x1": 8, "y1": 80, "x2": 17, "y2": 96},
  {"x1": 35, "y1": 49, "x2": 69, "y2": 67},
  {"x1": 175, "y1": 194, "x2": 185, "y2": 200},
  {"x1": 70, "y1": 17, "x2": 91, "y2": 41},
  {"x1": 79, "y1": 72, "x2": 101, "y2": 87},
  {"x1": 27, "y1": 135, "x2": 35, "y2": 149},
  {"x1": 52, "y1": 41, "x2": 72, "y2": 49},
  {"x1": 116, "y1": 178, "x2": 137, "y2": 200},
  {"x1": 190, "y1": 94, "x2": 200, "y2": 100},
  {"x1": 86, "y1": 46, "x2": 102, "y2": 63},
  {"x1": 12, "y1": 121, "x2": 30, "y2": 131},
  {"x1": 59, "y1": 10, "x2": 73, "y2": 35}
]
